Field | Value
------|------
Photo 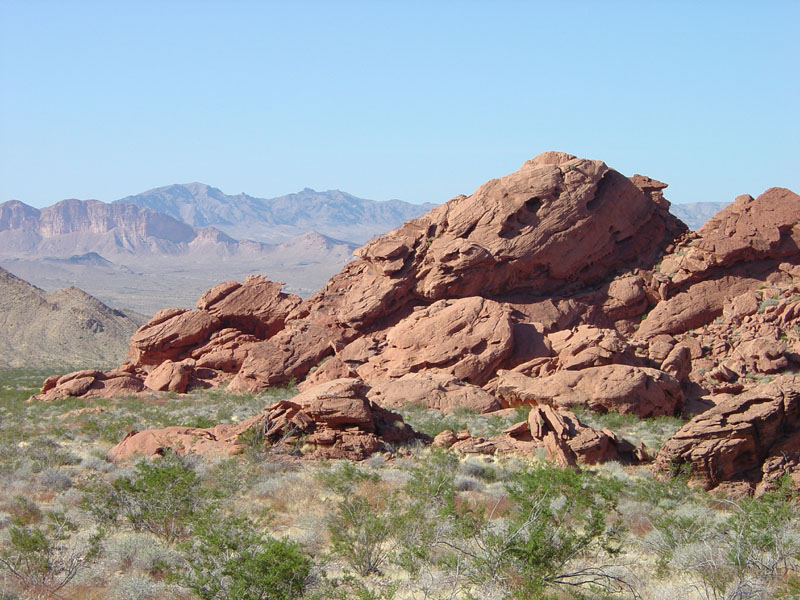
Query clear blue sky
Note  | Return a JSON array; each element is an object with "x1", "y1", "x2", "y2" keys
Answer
[{"x1": 1, "y1": 1, "x2": 798, "y2": 208}]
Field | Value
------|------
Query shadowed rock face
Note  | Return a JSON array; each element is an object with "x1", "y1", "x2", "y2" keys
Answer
[{"x1": 33, "y1": 152, "x2": 800, "y2": 487}]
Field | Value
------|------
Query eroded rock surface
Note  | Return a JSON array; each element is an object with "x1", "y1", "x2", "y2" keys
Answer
[
  {"x1": 493, "y1": 365, "x2": 683, "y2": 418},
  {"x1": 655, "y1": 377, "x2": 800, "y2": 494}
]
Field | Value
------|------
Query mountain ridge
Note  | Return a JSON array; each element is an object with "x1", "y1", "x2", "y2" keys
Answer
[{"x1": 117, "y1": 183, "x2": 437, "y2": 244}]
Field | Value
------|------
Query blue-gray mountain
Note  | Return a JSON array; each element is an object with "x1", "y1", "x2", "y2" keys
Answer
[
  {"x1": 670, "y1": 201, "x2": 730, "y2": 231},
  {"x1": 117, "y1": 183, "x2": 437, "y2": 244}
]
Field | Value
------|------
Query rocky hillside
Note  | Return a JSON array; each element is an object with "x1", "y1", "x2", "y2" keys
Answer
[
  {"x1": 36, "y1": 152, "x2": 800, "y2": 496},
  {"x1": 118, "y1": 184, "x2": 437, "y2": 244},
  {"x1": 0, "y1": 267, "x2": 144, "y2": 368}
]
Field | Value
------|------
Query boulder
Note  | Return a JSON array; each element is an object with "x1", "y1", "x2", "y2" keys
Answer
[
  {"x1": 366, "y1": 373, "x2": 502, "y2": 414},
  {"x1": 299, "y1": 356, "x2": 358, "y2": 390},
  {"x1": 547, "y1": 325, "x2": 637, "y2": 370},
  {"x1": 292, "y1": 152, "x2": 683, "y2": 342},
  {"x1": 661, "y1": 344, "x2": 692, "y2": 383},
  {"x1": 433, "y1": 430, "x2": 458, "y2": 448},
  {"x1": 197, "y1": 275, "x2": 301, "y2": 338},
  {"x1": 31, "y1": 368, "x2": 146, "y2": 401},
  {"x1": 526, "y1": 405, "x2": 631, "y2": 465},
  {"x1": 494, "y1": 365, "x2": 683, "y2": 418},
  {"x1": 144, "y1": 359, "x2": 194, "y2": 393},
  {"x1": 108, "y1": 414, "x2": 266, "y2": 462},
  {"x1": 129, "y1": 309, "x2": 222, "y2": 365}
]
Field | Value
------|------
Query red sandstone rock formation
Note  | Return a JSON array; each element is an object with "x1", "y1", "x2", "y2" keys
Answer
[
  {"x1": 492, "y1": 366, "x2": 683, "y2": 418},
  {"x1": 33, "y1": 152, "x2": 800, "y2": 486},
  {"x1": 366, "y1": 373, "x2": 502, "y2": 414},
  {"x1": 434, "y1": 404, "x2": 642, "y2": 466},
  {"x1": 637, "y1": 188, "x2": 800, "y2": 339},
  {"x1": 655, "y1": 377, "x2": 800, "y2": 495}
]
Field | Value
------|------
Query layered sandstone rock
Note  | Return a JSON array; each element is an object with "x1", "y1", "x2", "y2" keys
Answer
[
  {"x1": 356, "y1": 297, "x2": 515, "y2": 386},
  {"x1": 366, "y1": 373, "x2": 502, "y2": 414},
  {"x1": 655, "y1": 377, "x2": 800, "y2": 494},
  {"x1": 35, "y1": 368, "x2": 145, "y2": 402},
  {"x1": 637, "y1": 188, "x2": 800, "y2": 339}
]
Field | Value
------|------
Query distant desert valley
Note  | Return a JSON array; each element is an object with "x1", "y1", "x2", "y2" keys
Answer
[{"x1": 0, "y1": 185, "x2": 435, "y2": 316}]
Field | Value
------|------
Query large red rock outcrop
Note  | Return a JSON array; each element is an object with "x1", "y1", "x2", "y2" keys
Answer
[
  {"x1": 296, "y1": 153, "x2": 682, "y2": 331},
  {"x1": 35, "y1": 152, "x2": 687, "y2": 405},
  {"x1": 637, "y1": 188, "x2": 800, "y2": 339},
  {"x1": 655, "y1": 377, "x2": 800, "y2": 494}
]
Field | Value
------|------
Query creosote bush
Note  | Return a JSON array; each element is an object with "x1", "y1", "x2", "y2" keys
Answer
[
  {"x1": 0, "y1": 508, "x2": 101, "y2": 599},
  {"x1": 81, "y1": 452, "x2": 219, "y2": 544},
  {"x1": 179, "y1": 514, "x2": 311, "y2": 600}
]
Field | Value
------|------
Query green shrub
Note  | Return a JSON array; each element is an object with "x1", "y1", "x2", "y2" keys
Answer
[
  {"x1": 0, "y1": 510, "x2": 101, "y2": 599},
  {"x1": 758, "y1": 297, "x2": 780, "y2": 313},
  {"x1": 82, "y1": 452, "x2": 218, "y2": 543},
  {"x1": 179, "y1": 515, "x2": 311, "y2": 600},
  {"x1": 479, "y1": 464, "x2": 628, "y2": 597},
  {"x1": 329, "y1": 494, "x2": 395, "y2": 576}
]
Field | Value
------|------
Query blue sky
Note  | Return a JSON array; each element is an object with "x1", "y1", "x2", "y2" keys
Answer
[{"x1": 1, "y1": 1, "x2": 798, "y2": 208}]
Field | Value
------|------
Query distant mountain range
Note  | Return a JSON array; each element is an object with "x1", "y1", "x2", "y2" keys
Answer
[
  {"x1": 0, "y1": 186, "x2": 433, "y2": 314},
  {"x1": 669, "y1": 201, "x2": 730, "y2": 231},
  {"x1": 118, "y1": 184, "x2": 437, "y2": 244}
]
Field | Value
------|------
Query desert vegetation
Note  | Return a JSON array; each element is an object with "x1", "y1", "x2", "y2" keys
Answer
[{"x1": 1, "y1": 369, "x2": 798, "y2": 600}]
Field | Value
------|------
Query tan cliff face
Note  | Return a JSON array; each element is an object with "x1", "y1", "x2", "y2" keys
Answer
[
  {"x1": 32, "y1": 152, "x2": 800, "y2": 495},
  {"x1": 0, "y1": 198, "x2": 198, "y2": 256}
]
